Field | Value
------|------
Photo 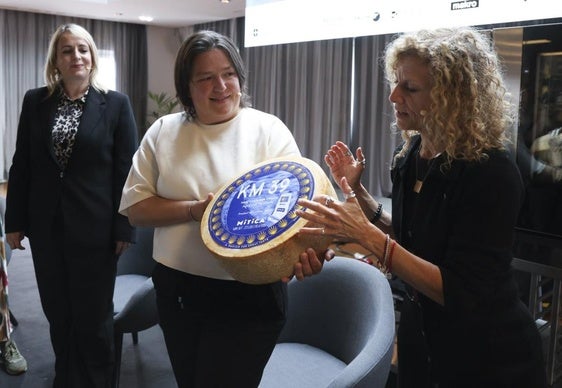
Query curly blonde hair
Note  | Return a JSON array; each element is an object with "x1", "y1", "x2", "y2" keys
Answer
[{"x1": 385, "y1": 27, "x2": 514, "y2": 166}]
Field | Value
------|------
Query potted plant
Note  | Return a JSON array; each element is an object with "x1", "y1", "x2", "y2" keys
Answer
[{"x1": 146, "y1": 91, "x2": 180, "y2": 129}]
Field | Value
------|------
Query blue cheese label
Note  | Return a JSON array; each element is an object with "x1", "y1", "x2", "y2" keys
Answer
[{"x1": 207, "y1": 161, "x2": 314, "y2": 250}]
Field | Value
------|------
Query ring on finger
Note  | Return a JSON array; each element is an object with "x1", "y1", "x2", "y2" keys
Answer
[
  {"x1": 358, "y1": 158, "x2": 366, "y2": 167},
  {"x1": 345, "y1": 150, "x2": 352, "y2": 157},
  {"x1": 344, "y1": 191, "x2": 356, "y2": 200},
  {"x1": 325, "y1": 196, "x2": 335, "y2": 206}
]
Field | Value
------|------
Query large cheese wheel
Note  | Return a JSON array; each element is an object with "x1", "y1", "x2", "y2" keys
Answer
[{"x1": 201, "y1": 156, "x2": 337, "y2": 284}]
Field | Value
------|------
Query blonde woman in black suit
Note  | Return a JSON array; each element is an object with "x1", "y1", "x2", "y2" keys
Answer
[{"x1": 5, "y1": 23, "x2": 138, "y2": 387}]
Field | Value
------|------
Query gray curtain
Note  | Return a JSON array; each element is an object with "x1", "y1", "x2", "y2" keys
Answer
[
  {"x1": 196, "y1": 18, "x2": 244, "y2": 48},
  {"x1": 105, "y1": 23, "x2": 147, "y2": 136},
  {"x1": 246, "y1": 38, "x2": 353, "y2": 172},
  {"x1": 0, "y1": 11, "x2": 7, "y2": 182},
  {"x1": 352, "y1": 34, "x2": 401, "y2": 197},
  {"x1": 0, "y1": 9, "x2": 147, "y2": 180}
]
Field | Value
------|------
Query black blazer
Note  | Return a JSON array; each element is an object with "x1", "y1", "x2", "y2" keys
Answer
[{"x1": 5, "y1": 86, "x2": 138, "y2": 250}]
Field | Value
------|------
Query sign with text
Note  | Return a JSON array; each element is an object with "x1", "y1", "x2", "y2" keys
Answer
[{"x1": 245, "y1": 0, "x2": 562, "y2": 47}]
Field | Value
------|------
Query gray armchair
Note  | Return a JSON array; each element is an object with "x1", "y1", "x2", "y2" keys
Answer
[
  {"x1": 112, "y1": 226, "x2": 159, "y2": 388},
  {"x1": 259, "y1": 256, "x2": 395, "y2": 388}
]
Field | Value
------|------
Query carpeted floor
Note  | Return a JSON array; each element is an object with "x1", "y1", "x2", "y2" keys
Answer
[
  {"x1": 3, "y1": 236, "x2": 561, "y2": 388},
  {"x1": 0, "y1": 238, "x2": 177, "y2": 388}
]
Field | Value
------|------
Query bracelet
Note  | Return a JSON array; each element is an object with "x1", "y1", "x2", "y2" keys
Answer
[
  {"x1": 357, "y1": 234, "x2": 396, "y2": 278},
  {"x1": 376, "y1": 234, "x2": 397, "y2": 279},
  {"x1": 377, "y1": 234, "x2": 390, "y2": 275},
  {"x1": 370, "y1": 202, "x2": 383, "y2": 223},
  {"x1": 189, "y1": 205, "x2": 197, "y2": 222},
  {"x1": 387, "y1": 239, "x2": 396, "y2": 275},
  {"x1": 381, "y1": 234, "x2": 390, "y2": 267}
]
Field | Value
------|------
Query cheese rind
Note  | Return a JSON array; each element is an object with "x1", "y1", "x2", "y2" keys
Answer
[{"x1": 201, "y1": 156, "x2": 336, "y2": 284}]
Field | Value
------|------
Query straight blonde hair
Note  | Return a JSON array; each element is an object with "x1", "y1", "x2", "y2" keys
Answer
[{"x1": 44, "y1": 23, "x2": 107, "y2": 96}]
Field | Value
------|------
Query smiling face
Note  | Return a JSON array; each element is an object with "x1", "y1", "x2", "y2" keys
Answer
[
  {"x1": 55, "y1": 32, "x2": 92, "y2": 87},
  {"x1": 188, "y1": 48, "x2": 241, "y2": 125},
  {"x1": 388, "y1": 55, "x2": 432, "y2": 132}
]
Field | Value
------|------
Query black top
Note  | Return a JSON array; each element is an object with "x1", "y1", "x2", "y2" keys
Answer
[{"x1": 391, "y1": 135, "x2": 546, "y2": 387}]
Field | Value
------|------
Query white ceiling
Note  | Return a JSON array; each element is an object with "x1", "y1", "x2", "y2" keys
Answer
[{"x1": 0, "y1": 0, "x2": 246, "y2": 28}]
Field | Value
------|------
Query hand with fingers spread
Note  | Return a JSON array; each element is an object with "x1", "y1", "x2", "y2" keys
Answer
[
  {"x1": 324, "y1": 141, "x2": 386, "y2": 229},
  {"x1": 297, "y1": 177, "x2": 377, "y2": 244},
  {"x1": 325, "y1": 141, "x2": 366, "y2": 191}
]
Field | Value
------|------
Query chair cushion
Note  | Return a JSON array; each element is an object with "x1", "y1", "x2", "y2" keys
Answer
[
  {"x1": 259, "y1": 343, "x2": 346, "y2": 388},
  {"x1": 113, "y1": 274, "x2": 149, "y2": 313}
]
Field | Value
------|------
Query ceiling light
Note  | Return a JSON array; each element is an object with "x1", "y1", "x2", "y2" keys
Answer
[
  {"x1": 139, "y1": 15, "x2": 154, "y2": 22},
  {"x1": 221, "y1": 0, "x2": 230, "y2": 3}
]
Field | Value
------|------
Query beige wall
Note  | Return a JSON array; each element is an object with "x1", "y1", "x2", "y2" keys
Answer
[{"x1": 145, "y1": 25, "x2": 183, "y2": 127}]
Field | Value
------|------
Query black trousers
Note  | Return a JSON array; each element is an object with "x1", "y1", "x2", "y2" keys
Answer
[
  {"x1": 153, "y1": 263, "x2": 287, "y2": 388},
  {"x1": 30, "y1": 236, "x2": 116, "y2": 388}
]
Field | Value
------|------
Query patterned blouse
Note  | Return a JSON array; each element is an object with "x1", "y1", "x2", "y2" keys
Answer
[{"x1": 52, "y1": 88, "x2": 89, "y2": 169}]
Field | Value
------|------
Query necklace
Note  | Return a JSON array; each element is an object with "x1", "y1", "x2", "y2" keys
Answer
[{"x1": 413, "y1": 149, "x2": 437, "y2": 193}]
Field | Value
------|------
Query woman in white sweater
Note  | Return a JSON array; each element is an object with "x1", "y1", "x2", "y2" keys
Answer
[{"x1": 119, "y1": 30, "x2": 330, "y2": 387}]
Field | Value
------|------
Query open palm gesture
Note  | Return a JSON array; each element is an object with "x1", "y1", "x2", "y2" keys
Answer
[{"x1": 324, "y1": 141, "x2": 366, "y2": 191}]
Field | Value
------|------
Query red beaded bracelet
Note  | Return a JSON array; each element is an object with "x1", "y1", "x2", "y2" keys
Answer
[{"x1": 387, "y1": 239, "x2": 396, "y2": 273}]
